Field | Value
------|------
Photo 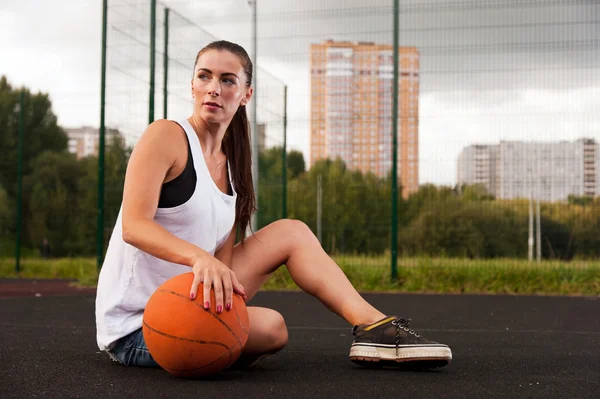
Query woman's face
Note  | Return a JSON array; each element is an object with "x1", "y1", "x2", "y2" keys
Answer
[{"x1": 191, "y1": 49, "x2": 252, "y2": 125}]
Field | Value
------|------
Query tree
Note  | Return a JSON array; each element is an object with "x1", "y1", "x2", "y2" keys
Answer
[
  {"x1": 257, "y1": 147, "x2": 307, "y2": 228},
  {"x1": 459, "y1": 183, "x2": 495, "y2": 202},
  {"x1": 74, "y1": 133, "x2": 131, "y2": 255},
  {"x1": 287, "y1": 150, "x2": 305, "y2": 178},
  {"x1": 567, "y1": 194, "x2": 593, "y2": 206},
  {"x1": 24, "y1": 151, "x2": 83, "y2": 256},
  {"x1": 0, "y1": 76, "x2": 68, "y2": 200},
  {"x1": 0, "y1": 185, "x2": 13, "y2": 255}
]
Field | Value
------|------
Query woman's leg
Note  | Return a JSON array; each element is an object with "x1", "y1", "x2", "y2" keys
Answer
[
  {"x1": 229, "y1": 219, "x2": 386, "y2": 364},
  {"x1": 232, "y1": 219, "x2": 386, "y2": 326},
  {"x1": 228, "y1": 306, "x2": 289, "y2": 368},
  {"x1": 230, "y1": 219, "x2": 452, "y2": 369}
]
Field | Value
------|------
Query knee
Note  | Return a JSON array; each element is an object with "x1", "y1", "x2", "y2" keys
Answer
[
  {"x1": 275, "y1": 219, "x2": 314, "y2": 243},
  {"x1": 265, "y1": 311, "x2": 288, "y2": 353}
]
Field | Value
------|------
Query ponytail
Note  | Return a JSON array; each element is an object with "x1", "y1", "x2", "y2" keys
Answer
[{"x1": 222, "y1": 105, "x2": 256, "y2": 241}]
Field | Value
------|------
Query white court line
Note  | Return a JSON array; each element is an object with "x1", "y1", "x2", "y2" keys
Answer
[
  {"x1": 2, "y1": 323, "x2": 599, "y2": 336},
  {"x1": 286, "y1": 326, "x2": 600, "y2": 335}
]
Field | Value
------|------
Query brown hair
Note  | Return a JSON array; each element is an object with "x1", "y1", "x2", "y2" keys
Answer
[{"x1": 194, "y1": 41, "x2": 256, "y2": 240}]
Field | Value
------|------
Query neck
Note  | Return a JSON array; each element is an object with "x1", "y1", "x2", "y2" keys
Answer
[{"x1": 187, "y1": 114, "x2": 228, "y2": 155}]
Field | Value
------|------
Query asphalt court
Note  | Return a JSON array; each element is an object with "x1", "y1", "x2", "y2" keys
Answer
[{"x1": 1, "y1": 285, "x2": 599, "y2": 398}]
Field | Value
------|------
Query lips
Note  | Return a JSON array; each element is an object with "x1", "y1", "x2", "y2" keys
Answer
[{"x1": 204, "y1": 102, "x2": 222, "y2": 108}]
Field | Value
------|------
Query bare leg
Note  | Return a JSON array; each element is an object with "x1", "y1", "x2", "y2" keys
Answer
[
  {"x1": 229, "y1": 306, "x2": 288, "y2": 368},
  {"x1": 229, "y1": 220, "x2": 451, "y2": 368},
  {"x1": 232, "y1": 219, "x2": 385, "y2": 327}
]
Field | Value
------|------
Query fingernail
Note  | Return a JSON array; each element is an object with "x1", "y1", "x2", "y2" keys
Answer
[
  {"x1": 204, "y1": 301, "x2": 209, "y2": 309},
  {"x1": 217, "y1": 305, "x2": 222, "y2": 313},
  {"x1": 190, "y1": 293, "x2": 195, "y2": 300},
  {"x1": 226, "y1": 303, "x2": 231, "y2": 311}
]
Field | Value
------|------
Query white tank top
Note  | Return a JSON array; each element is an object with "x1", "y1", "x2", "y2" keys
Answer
[{"x1": 95, "y1": 119, "x2": 237, "y2": 351}]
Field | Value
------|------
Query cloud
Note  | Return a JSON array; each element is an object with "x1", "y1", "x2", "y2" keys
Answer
[{"x1": 1, "y1": 0, "x2": 598, "y2": 186}]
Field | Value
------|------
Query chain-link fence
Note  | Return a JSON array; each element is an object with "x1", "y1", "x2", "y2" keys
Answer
[{"x1": 2, "y1": 0, "x2": 599, "y2": 291}]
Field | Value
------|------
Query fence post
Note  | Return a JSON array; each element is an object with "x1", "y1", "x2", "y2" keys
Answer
[
  {"x1": 163, "y1": 7, "x2": 170, "y2": 119},
  {"x1": 97, "y1": 0, "x2": 108, "y2": 271},
  {"x1": 391, "y1": 0, "x2": 399, "y2": 281},
  {"x1": 15, "y1": 91, "x2": 24, "y2": 274}
]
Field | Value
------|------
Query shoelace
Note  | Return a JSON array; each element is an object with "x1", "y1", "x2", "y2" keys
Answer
[
  {"x1": 392, "y1": 317, "x2": 420, "y2": 357},
  {"x1": 392, "y1": 317, "x2": 420, "y2": 337}
]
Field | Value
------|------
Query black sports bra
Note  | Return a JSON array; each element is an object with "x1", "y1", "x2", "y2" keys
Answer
[{"x1": 157, "y1": 133, "x2": 196, "y2": 208}]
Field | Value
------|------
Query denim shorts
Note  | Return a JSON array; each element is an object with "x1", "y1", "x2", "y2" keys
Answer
[{"x1": 107, "y1": 328, "x2": 160, "y2": 368}]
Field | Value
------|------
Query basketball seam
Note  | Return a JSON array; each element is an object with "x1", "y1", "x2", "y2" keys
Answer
[
  {"x1": 164, "y1": 348, "x2": 231, "y2": 373},
  {"x1": 142, "y1": 321, "x2": 229, "y2": 348},
  {"x1": 233, "y1": 306, "x2": 250, "y2": 336},
  {"x1": 156, "y1": 289, "x2": 244, "y2": 347}
]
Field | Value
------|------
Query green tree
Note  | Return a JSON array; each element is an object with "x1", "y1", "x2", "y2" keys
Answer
[
  {"x1": 459, "y1": 183, "x2": 495, "y2": 202},
  {"x1": 287, "y1": 157, "x2": 392, "y2": 254},
  {"x1": 457, "y1": 202, "x2": 526, "y2": 258},
  {"x1": 0, "y1": 185, "x2": 13, "y2": 255},
  {"x1": 74, "y1": 133, "x2": 130, "y2": 255},
  {"x1": 24, "y1": 151, "x2": 83, "y2": 256},
  {"x1": 567, "y1": 194, "x2": 593, "y2": 206},
  {"x1": 400, "y1": 200, "x2": 485, "y2": 258},
  {"x1": 287, "y1": 150, "x2": 305, "y2": 178},
  {"x1": 401, "y1": 183, "x2": 456, "y2": 226},
  {"x1": 257, "y1": 147, "x2": 307, "y2": 228},
  {"x1": 0, "y1": 76, "x2": 68, "y2": 200}
]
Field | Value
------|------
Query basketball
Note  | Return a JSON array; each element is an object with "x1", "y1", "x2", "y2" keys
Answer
[{"x1": 142, "y1": 272, "x2": 250, "y2": 377}]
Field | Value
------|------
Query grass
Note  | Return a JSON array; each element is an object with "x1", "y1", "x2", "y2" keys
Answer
[{"x1": 1, "y1": 256, "x2": 599, "y2": 296}]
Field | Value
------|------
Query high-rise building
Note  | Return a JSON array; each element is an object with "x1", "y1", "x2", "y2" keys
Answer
[
  {"x1": 310, "y1": 40, "x2": 420, "y2": 198},
  {"x1": 257, "y1": 123, "x2": 267, "y2": 152},
  {"x1": 457, "y1": 139, "x2": 599, "y2": 201},
  {"x1": 457, "y1": 144, "x2": 499, "y2": 195},
  {"x1": 65, "y1": 126, "x2": 120, "y2": 159}
]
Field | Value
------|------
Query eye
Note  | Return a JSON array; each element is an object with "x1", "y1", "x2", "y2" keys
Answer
[
  {"x1": 198, "y1": 73, "x2": 210, "y2": 81},
  {"x1": 222, "y1": 78, "x2": 236, "y2": 85}
]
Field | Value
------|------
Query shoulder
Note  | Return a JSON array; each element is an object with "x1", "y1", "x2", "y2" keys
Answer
[
  {"x1": 135, "y1": 119, "x2": 187, "y2": 156},
  {"x1": 142, "y1": 119, "x2": 185, "y2": 141}
]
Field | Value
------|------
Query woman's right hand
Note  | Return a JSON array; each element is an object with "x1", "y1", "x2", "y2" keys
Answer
[{"x1": 189, "y1": 254, "x2": 247, "y2": 313}]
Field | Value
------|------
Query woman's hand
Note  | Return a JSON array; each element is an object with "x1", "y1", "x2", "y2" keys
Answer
[{"x1": 190, "y1": 254, "x2": 247, "y2": 313}]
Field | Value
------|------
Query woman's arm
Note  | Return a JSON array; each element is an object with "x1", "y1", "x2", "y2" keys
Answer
[
  {"x1": 120, "y1": 120, "x2": 245, "y2": 310},
  {"x1": 121, "y1": 120, "x2": 207, "y2": 266},
  {"x1": 214, "y1": 226, "x2": 237, "y2": 268}
]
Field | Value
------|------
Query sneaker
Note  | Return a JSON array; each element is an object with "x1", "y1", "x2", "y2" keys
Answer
[{"x1": 349, "y1": 316, "x2": 452, "y2": 369}]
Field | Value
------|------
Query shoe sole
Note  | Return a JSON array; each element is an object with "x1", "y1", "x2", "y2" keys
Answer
[{"x1": 349, "y1": 344, "x2": 452, "y2": 368}]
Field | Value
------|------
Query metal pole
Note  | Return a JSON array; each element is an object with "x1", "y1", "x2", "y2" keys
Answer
[
  {"x1": 391, "y1": 0, "x2": 399, "y2": 280},
  {"x1": 528, "y1": 167, "x2": 533, "y2": 261},
  {"x1": 317, "y1": 175, "x2": 322, "y2": 244},
  {"x1": 535, "y1": 155, "x2": 542, "y2": 262},
  {"x1": 536, "y1": 199, "x2": 541, "y2": 262},
  {"x1": 528, "y1": 196, "x2": 534, "y2": 261},
  {"x1": 282, "y1": 85, "x2": 288, "y2": 219},
  {"x1": 149, "y1": 0, "x2": 156, "y2": 124},
  {"x1": 97, "y1": 0, "x2": 108, "y2": 270},
  {"x1": 15, "y1": 91, "x2": 24, "y2": 274},
  {"x1": 250, "y1": 0, "x2": 259, "y2": 232},
  {"x1": 163, "y1": 7, "x2": 169, "y2": 119}
]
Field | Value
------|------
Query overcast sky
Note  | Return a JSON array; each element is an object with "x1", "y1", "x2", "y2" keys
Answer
[{"x1": 1, "y1": 0, "x2": 598, "y2": 185}]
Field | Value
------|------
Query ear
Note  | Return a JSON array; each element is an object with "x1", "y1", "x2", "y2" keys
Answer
[
  {"x1": 241, "y1": 87, "x2": 253, "y2": 106},
  {"x1": 190, "y1": 79, "x2": 194, "y2": 98}
]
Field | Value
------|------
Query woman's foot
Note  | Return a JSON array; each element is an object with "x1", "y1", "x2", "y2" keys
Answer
[{"x1": 349, "y1": 316, "x2": 452, "y2": 369}]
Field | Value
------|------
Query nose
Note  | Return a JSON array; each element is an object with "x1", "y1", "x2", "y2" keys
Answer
[{"x1": 207, "y1": 79, "x2": 221, "y2": 96}]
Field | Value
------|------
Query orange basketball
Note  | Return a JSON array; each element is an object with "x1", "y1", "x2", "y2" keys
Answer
[{"x1": 142, "y1": 272, "x2": 250, "y2": 377}]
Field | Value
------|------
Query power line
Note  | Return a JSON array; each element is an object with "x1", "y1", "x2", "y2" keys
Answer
[
  {"x1": 240, "y1": 20, "x2": 600, "y2": 42},
  {"x1": 155, "y1": 0, "x2": 595, "y2": 23}
]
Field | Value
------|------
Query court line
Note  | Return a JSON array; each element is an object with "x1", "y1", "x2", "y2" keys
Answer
[
  {"x1": 286, "y1": 326, "x2": 600, "y2": 335},
  {"x1": 2, "y1": 323, "x2": 599, "y2": 336}
]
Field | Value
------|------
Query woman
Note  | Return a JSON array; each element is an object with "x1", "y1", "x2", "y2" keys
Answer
[{"x1": 95, "y1": 40, "x2": 452, "y2": 370}]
